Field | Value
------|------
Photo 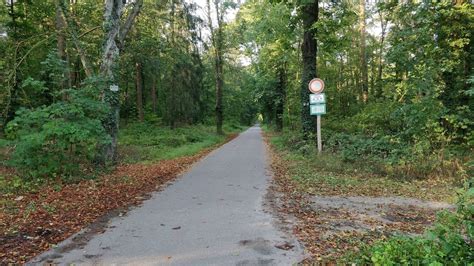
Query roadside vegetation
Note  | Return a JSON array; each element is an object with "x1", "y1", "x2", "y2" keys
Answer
[
  {"x1": 352, "y1": 183, "x2": 473, "y2": 265},
  {"x1": 269, "y1": 130, "x2": 462, "y2": 203},
  {"x1": 0, "y1": 0, "x2": 472, "y2": 264},
  {"x1": 119, "y1": 122, "x2": 244, "y2": 163},
  {"x1": 0, "y1": 122, "x2": 241, "y2": 263},
  {"x1": 266, "y1": 128, "x2": 472, "y2": 264},
  {"x1": 1, "y1": 0, "x2": 255, "y2": 263},
  {"x1": 0, "y1": 122, "x2": 243, "y2": 195},
  {"x1": 247, "y1": 0, "x2": 473, "y2": 263}
]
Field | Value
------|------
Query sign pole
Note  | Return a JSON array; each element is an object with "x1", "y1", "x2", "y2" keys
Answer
[
  {"x1": 308, "y1": 78, "x2": 325, "y2": 154},
  {"x1": 317, "y1": 115, "x2": 322, "y2": 153}
]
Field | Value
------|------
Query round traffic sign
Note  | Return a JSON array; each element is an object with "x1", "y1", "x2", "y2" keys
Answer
[{"x1": 308, "y1": 78, "x2": 325, "y2": 94}]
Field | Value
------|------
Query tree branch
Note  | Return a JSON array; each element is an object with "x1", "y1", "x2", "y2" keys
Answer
[
  {"x1": 58, "y1": 0, "x2": 93, "y2": 77},
  {"x1": 118, "y1": 0, "x2": 144, "y2": 50}
]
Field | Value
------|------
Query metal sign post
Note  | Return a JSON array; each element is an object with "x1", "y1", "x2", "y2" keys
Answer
[
  {"x1": 317, "y1": 115, "x2": 322, "y2": 152},
  {"x1": 308, "y1": 78, "x2": 325, "y2": 154}
]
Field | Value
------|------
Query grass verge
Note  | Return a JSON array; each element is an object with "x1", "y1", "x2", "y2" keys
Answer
[
  {"x1": 118, "y1": 123, "x2": 245, "y2": 163},
  {"x1": 268, "y1": 129, "x2": 460, "y2": 203},
  {"x1": 264, "y1": 128, "x2": 464, "y2": 263}
]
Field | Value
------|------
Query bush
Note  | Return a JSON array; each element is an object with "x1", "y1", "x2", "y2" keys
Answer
[
  {"x1": 350, "y1": 180, "x2": 474, "y2": 265},
  {"x1": 275, "y1": 127, "x2": 467, "y2": 179},
  {"x1": 6, "y1": 80, "x2": 110, "y2": 179}
]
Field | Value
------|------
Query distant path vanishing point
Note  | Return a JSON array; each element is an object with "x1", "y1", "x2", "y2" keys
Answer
[{"x1": 31, "y1": 126, "x2": 303, "y2": 266}]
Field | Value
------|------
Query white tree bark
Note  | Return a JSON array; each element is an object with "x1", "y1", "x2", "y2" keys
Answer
[{"x1": 100, "y1": 0, "x2": 142, "y2": 163}]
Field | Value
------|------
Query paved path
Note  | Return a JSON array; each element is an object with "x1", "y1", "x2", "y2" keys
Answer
[{"x1": 32, "y1": 126, "x2": 303, "y2": 265}]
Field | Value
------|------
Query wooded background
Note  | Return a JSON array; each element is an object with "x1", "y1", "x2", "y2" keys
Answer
[{"x1": 0, "y1": 0, "x2": 472, "y2": 178}]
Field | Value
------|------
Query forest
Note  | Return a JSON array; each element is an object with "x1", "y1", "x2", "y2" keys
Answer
[{"x1": 0, "y1": 0, "x2": 473, "y2": 264}]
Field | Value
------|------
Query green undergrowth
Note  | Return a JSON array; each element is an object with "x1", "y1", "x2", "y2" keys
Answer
[
  {"x1": 345, "y1": 181, "x2": 474, "y2": 265},
  {"x1": 118, "y1": 122, "x2": 245, "y2": 163},
  {"x1": 266, "y1": 128, "x2": 461, "y2": 203},
  {"x1": 266, "y1": 126, "x2": 473, "y2": 264},
  {"x1": 0, "y1": 122, "x2": 245, "y2": 195}
]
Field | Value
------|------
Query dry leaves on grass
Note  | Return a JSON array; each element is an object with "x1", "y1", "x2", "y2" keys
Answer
[
  {"x1": 0, "y1": 135, "x2": 236, "y2": 264},
  {"x1": 264, "y1": 135, "x2": 448, "y2": 263}
]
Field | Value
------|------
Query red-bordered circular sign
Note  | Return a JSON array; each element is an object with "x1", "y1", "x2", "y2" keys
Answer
[{"x1": 308, "y1": 78, "x2": 325, "y2": 94}]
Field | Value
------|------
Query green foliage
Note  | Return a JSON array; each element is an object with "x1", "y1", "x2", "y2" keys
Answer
[
  {"x1": 1, "y1": 0, "x2": 471, "y2": 186},
  {"x1": 0, "y1": 175, "x2": 41, "y2": 194},
  {"x1": 246, "y1": 0, "x2": 473, "y2": 179},
  {"x1": 6, "y1": 80, "x2": 110, "y2": 179},
  {"x1": 118, "y1": 122, "x2": 242, "y2": 163},
  {"x1": 350, "y1": 181, "x2": 474, "y2": 265},
  {"x1": 40, "y1": 50, "x2": 68, "y2": 91},
  {"x1": 267, "y1": 127, "x2": 458, "y2": 202},
  {"x1": 236, "y1": 0, "x2": 298, "y2": 127},
  {"x1": 275, "y1": 121, "x2": 468, "y2": 179}
]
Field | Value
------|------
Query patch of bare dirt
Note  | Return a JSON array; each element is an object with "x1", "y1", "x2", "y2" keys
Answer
[
  {"x1": 311, "y1": 195, "x2": 453, "y2": 233},
  {"x1": 310, "y1": 195, "x2": 454, "y2": 240},
  {"x1": 263, "y1": 134, "x2": 454, "y2": 263}
]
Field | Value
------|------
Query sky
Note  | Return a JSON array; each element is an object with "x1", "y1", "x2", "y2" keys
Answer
[
  {"x1": 188, "y1": 0, "x2": 241, "y2": 25},
  {"x1": 185, "y1": 0, "x2": 250, "y2": 65}
]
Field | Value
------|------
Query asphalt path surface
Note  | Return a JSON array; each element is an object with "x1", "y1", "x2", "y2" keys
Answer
[{"x1": 31, "y1": 126, "x2": 303, "y2": 265}]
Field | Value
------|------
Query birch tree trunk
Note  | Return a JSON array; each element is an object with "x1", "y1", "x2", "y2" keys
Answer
[
  {"x1": 99, "y1": 0, "x2": 123, "y2": 163},
  {"x1": 97, "y1": 0, "x2": 143, "y2": 163}
]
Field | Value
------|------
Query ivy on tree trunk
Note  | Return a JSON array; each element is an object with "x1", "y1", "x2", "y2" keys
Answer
[
  {"x1": 300, "y1": 0, "x2": 318, "y2": 136},
  {"x1": 99, "y1": 0, "x2": 143, "y2": 164}
]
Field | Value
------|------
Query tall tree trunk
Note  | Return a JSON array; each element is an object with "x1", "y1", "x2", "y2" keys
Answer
[
  {"x1": 359, "y1": 0, "x2": 368, "y2": 103},
  {"x1": 58, "y1": 0, "x2": 93, "y2": 78},
  {"x1": 151, "y1": 75, "x2": 157, "y2": 114},
  {"x1": 55, "y1": 0, "x2": 69, "y2": 98},
  {"x1": 376, "y1": 9, "x2": 386, "y2": 98},
  {"x1": 2, "y1": 0, "x2": 19, "y2": 130},
  {"x1": 99, "y1": 0, "x2": 143, "y2": 163},
  {"x1": 214, "y1": 0, "x2": 224, "y2": 135},
  {"x1": 300, "y1": 0, "x2": 318, "y2": 135},
  {"x1": 275, "y1": 66, "x2": 286, "y2": 132},
  {"x1": 136, "y1": 62, "x2": 144, "y2": 122},
  {"x1": 206, "y1": 0, "x2": 224, "y2": 134},
  {"x1": 100, "y1": 0, "x2": 123, "y2": 163},
  {"x1": 169, "y1": 0, "x2": 177, "y2": 129},
  {"x1": 215, "y1": 44, "x2": 224, "y2": 135}
]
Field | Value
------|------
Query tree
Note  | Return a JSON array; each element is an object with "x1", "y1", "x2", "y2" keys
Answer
[
  {"x1": 100, "y1": 0, "x2": 143, "y2": 163},
  {"x1": 299, "y1": 0, "x2": 318, "y2": 135},
  {"x1": 136, "y1": 62, "x2": 144, "y2": 122},
  {"x1": 359, "y1": 0, "x2": 368, "y2": 102},
  {"x1": 236, "y1": 0, "x2": 296, "y2": 131},
  {"x1": 207, "y1": 0, "x2": 226, "y2": 135}
]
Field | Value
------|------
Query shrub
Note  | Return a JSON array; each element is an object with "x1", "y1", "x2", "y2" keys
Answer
[
  {"x1": 6, "y1": 80, "x2": 110, "y2": 179},
  {"x1": 350, "y1": 180, "x2": 474, "y2": 265}
]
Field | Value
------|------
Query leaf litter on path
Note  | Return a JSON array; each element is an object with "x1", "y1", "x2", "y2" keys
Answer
[{"x1": 0, "y1": 134, "x2": 237, "y2": 264}]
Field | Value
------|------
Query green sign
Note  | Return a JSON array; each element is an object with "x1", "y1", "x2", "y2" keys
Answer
[{"x1": 310, "y1": 104, "x2": 326, "y2": 115}]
